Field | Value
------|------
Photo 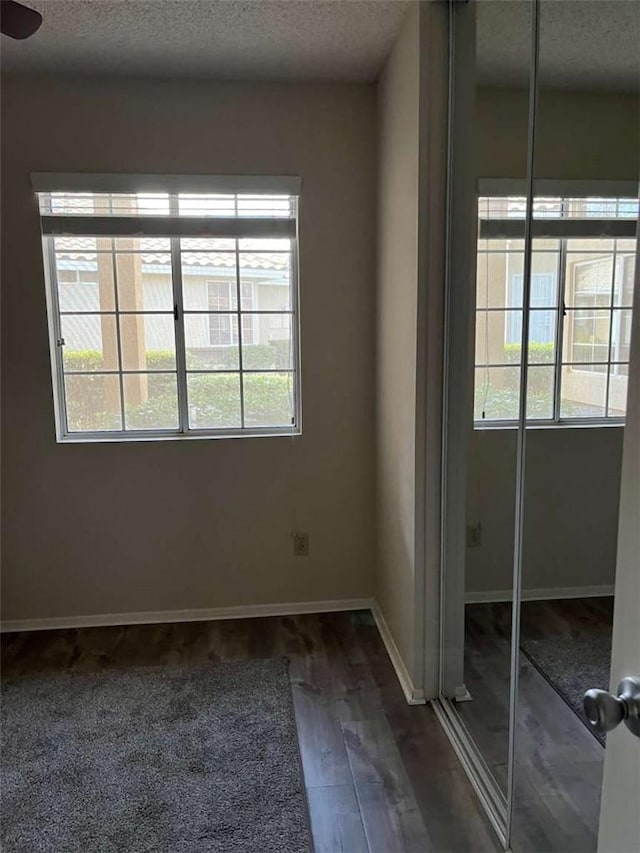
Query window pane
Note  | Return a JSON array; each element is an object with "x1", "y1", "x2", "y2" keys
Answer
[
  {"x1": 476, "y1": 250, "x2": 517, "y2": 308},
  {"x1": 528, "y1": 310, "x2": 557, "y2": 359},
  {"x1": 610, "y1": 309, "x2": 633, "y2": 363},
  {"x1": 120, "y1": 314, "x2": 176, "y2": 371},
  {"x1": 61, "y1": 315, "x2": 119, "y2": 372},
  {"x1": 566, "y1": 239, "x2": 614, "y2": 252},
  {"x1": 56, "y1": 249, "x2": 115, "y2": 312},
  {"x1": 239, "y1": 238, "x2": 292, "y2": 251},
  {"x1": 504, "y1": 251, "x2": 560, "y2": 309},
  {"x1": 65, "y1": 374, "x2": 122, "y2": 432},
  {"x1": 560, "y1": 365, "x2": 607, "y2": 418},
  {"x1": 187, "y1": 373, "x2": 242, "y2": 429},
  {"x1": 42, "y1": 192, "x2": 170, "y2": 216},
  {"x1": 113, "y1": 238, "x2": 170, "y2": 252},
  {"x1": 242, "y1": 314, "x2": 293, "y2": 369},
  {"x1": 474, "y1": 366, "x2": 521, "y2": 421},
  {"x1": 239, "y1": 252, "x2": 292, "y2": 312},
  {"x1": 178, "y1": 194, "x2": 235, "y2": 217},
  {"x1": 613, "y1": 253, "x2": 636, "y2": 307},
  {"x1": 123, "y1": 373, "x2": 178, "y2": 430},
  {"x1": 566, "y1": 251, "x2": 614, "y2": 307},
  {"x1": 181, "y1": 238, "x2": 235, "y2": 251},
  {"x1": 40, "y1": 192, "x2": 296, "y2": 220},
  {"x1": 236, "y1": 196, "x2": 293, "y2": 218},
  {"x1": 184, "y1": 315, "x2": 239, "y2": 370},
  {"x1": 178, "y1": 194, "x2": 293, "y2": 218},
  {"x1": 527, "y1": 366, "x2": 554, "y2": 419},
  {"x1": 608, "y1": 365, "x2": 629, "y2": 417},
  {"x1": 243, "y1": 372, "x2": 295, "y2": 427},
  {"x1": 44, "y1": 192, "x2": 171, "y2": 216},
  {"x1": 476, "y1": 310, "x2": 554, "y2": 366},
  {"x1": 479, "y1": 197, "x2": 527, "y2": 219},
  {"x1": 476, "y1": 310, "x2": 522, "y2": 365},
  {"x1": 563, "y1": 309, "x2": 611, "y2": 366},
  {"x1": 115, "y1": 246, "x2": 173, "y2": 311},
  {"x1": 569, "y1": 198, "x2": 639, "y2": 219},
  {"x1": 54, "y1": 236, "x2": 98, "y2": 252},
  {"x1": 476, "y1": 248, "x2": 524, "y2": 309},
  {"x1": 474, "y1": 199, "x2": 635, "y2": 428},
  {"x1": 181, "y1": 254, "x2": 237, "y2": 310}
]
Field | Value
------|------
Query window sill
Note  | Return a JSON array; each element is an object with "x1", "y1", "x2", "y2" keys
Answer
[
  {"x1": 56, "y1": 427, "x2": 302, "y2": 444},
  {"x1": 473, "y1": 419, "x2": 624, "y2": 431}
]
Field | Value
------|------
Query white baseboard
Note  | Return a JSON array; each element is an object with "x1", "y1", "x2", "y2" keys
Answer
[
  {"x1": 465, "y1": 584, "x2": 614, "y2": 604},
  {"x1": 371, "y1": 602, "x2": 426, "y2": 706},
  {"x1": 2, "y1": 596, "x2": 426, "y2": 714},
  {"x1": 0, "y1": 597, "x2": 374, "y2": 634}
]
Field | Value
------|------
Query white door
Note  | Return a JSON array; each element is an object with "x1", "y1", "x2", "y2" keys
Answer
[{"x1": 597, "y1": 244, "x2": 640, "y2": 853}]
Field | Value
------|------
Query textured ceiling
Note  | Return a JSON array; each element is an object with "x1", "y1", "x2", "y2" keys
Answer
[
  {"x1": 476, "y1": 0, "x2": 640, "y2": 92},
  {"x1": 0, "y1": 0, "x2": 411, "y2": 81},
  {"x1": 2, "y1": 0, "x2": 638, "y2": 90}
]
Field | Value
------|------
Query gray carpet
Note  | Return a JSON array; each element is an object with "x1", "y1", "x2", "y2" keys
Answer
[
  {"x1": 520, "y1": 631, "x2": 611, "y2": 745},
  {"x1": 1, "y1": 658, "x2": 313, "y2": 853}
]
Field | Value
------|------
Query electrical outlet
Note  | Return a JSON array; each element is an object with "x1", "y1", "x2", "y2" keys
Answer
[
  {"x1": 466, "y1": 522, "x2": 482, "y2": 548},
  {"x1": 292, "y1": 530, "x2": 309, "y2": 556}
]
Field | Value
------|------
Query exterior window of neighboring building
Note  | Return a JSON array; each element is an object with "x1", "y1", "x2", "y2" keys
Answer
[
  {"x1": 36, "y1": 177, "x2": 301, "y2": 440},
  {"x1": 207, "y1": 282, "x2": 254, "y2": 346},
  {"x1": 475, "y1": 195, "x2": 637, "y2": 424},
  {"x1": 208, "y1": 281, "x2": 236, "y2": 346}
]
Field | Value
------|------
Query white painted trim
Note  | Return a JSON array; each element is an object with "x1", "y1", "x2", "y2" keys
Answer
[
  {"x1": 371, "y1": 602, "x2": 427, "y2": 706},
  {"x1": 0, "y1": 598, "x2": 374, "y2": 634},
  {"x1": 465, "y1": 584, "x2": 614, "y2": 604}
]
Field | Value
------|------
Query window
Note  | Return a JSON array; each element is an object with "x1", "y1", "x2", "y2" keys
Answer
[
  {"x1": 475, "y1": 194, "x2": 637, "y2": 425},
  {"x1": 36, "y1": 175, "x2": 301, "y2": 440},
  {"x1": 206, "y1": 282, "x2": 254, "y2": 346}
]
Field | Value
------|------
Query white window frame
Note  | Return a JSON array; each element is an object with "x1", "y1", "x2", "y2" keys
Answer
[
  {"x1": 475, "y1": 180, "x2": 638, "y2": 429},
  {"x1": 35, "y1": 173, "x2": 302, "y2": 443}
]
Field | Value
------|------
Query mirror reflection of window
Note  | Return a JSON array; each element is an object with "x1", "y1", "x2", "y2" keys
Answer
[{"x1": 475, "y1": 196, "x2": 636, "y2": 423}]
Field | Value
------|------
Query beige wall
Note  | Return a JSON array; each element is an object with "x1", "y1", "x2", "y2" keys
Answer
[
  {"x1": 375, "y1": 0, "x2": 447, "y2": 695},
  {"x1": 466, "y1": 427, "x2": 624, "y2": 595},
  {"x1": 375, "y1": 4, "x2": 421, "y2": 674},
  {"x1": 0, "y1": 74, "x2": 377, "y2": 621},
  {"x1": 475, "y1": 88, "x2": 640, "y2": 182},
  {"x1": 467, "y1": 86, "x2": 638, "y2": 596}
]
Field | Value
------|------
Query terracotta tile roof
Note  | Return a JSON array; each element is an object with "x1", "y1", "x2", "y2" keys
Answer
[{"x1": 54, "y1": 238, "x2": 289, "y2": 271}]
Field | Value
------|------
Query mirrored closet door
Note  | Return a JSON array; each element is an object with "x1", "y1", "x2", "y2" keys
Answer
[
  {"x1": 511, "y1": 2, "x2": 638, "y2": 850},
  {"x1": 439, "y1": 0, "x2": 534, "y2": 838},
  {"x1": 438, "y1": 1, "x2": 639, "y2": 850}
]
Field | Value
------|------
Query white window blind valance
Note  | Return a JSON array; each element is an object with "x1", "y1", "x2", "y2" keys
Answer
[
  {"x1": 32, "y1": 174, "x2": 300, "y2": 239},
  {"x1": 477, "y1": 183, "x2": 638, "y2": 240},
  {"x1": 31, "y1": 173, "x2": 302, "y2": 196}
]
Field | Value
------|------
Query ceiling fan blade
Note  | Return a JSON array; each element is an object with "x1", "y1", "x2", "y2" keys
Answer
[{"x1": 1, "y1": 0, "x2": 42, "y2": 40}]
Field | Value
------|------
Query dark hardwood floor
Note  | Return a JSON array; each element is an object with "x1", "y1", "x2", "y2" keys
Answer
[
  {"x1": 456, "y1": 598, "x2": 611, "y2": 853},
  {"x1": 1, "y1": 610, "x2": 501, "y2": 853}
]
